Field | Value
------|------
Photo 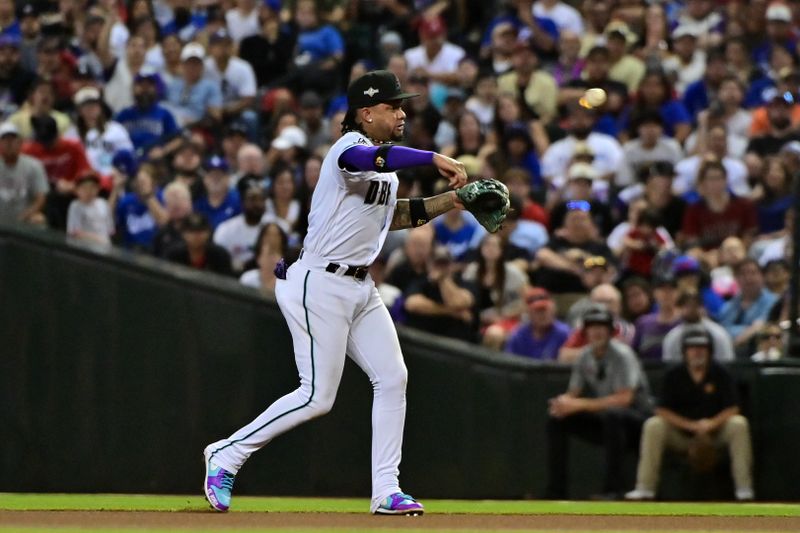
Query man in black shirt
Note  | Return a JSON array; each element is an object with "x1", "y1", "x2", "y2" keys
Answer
[
  {"x1": 625, "y1": 325, "x2": 754, "y2": 500},
  {"x1": 404, "y1": 246, "x2": 476, "y2": 341}
]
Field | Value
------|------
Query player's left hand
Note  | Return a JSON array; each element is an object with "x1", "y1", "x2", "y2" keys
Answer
[{"x1": 433, "y1": 153, "x2": 467, "y2": 189}]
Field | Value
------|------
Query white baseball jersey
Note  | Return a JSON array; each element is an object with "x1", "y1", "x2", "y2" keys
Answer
[{"x1": 303, "y1": 131, "x2": 398, "y2": 265}]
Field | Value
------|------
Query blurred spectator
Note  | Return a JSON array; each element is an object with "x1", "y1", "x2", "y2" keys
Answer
[
  {"x1": 542, "y1": 103, "x2": 623, "y2": 191},
  {"x1": 263, "y1": 165, "x2": 300, "y2": 241},
  {"x1": 298, "y1": 91, "x2": 329, "y2": 154},
  {"x1": 0, "y1": 34, "x2": 36, "y2": 118},
  {"x1": 16, "y1": 3, "x2": 39, "y2": 74},
  {"x1": 709, "y1": 236, "x2": 746, "y2": 299},
  {"x1": 608, "y1": 199, "x2": 674, "y2": 259},
  {"x1": 165, "y1": 42, "x2": 223, "y2": 127},
  {"x1": 534, "y1": 199, "x2": 613, "y2": 296},
  {"x1": 386, "y1": 226, "x2": 434, "y2": 294},
  {"x1": 560, "y1": 45, "x2": 628, "y2": 116},
  {"x1": 404, "y1": 16, "x2": 465, "y2": 87},
  {"x1": 619, "y1": 161, "x2": 686, "y2": 238},
  {"x1": 213, "y1": 174, "x2": 266, "y2": 274},
  {"x1": 22, "y1": 114, "x2": 91, "y2": 229},
  {"x1": 8, "y1": 79, "x2": 74, "y2": 139},
  {"x1": 115, "y1": 70, "x2": 179, "y2": 157},
  {"x1": 225, "y1": 0, "x2": 260, "y2": 44},
  {"x1": 279, "y1": 0, "x2": 344, "y2": 96},
  {"x1": 674, "y1": 125, "x2": 750, "y2": 199},
  {"x1": 194, "y1": 155, "x2": 241, "y2": 230},
  {"x1": 753, "y1": 2, "x2": 798, "y2": 73},
  {"x1": 632, "y1": 275, "x2": 681, "y2": 361},
  {"x1": 67, "y1": 171, "x2": 114, "y2": 245},
  {"x1": 165, "y1": 212, "x2": 234, "y2": 276},
  {"x1": 549, "y1": 163, "x2": 613, "y2": 235},
  {"x1": 497, "y1": 40, "x2": 557, "y2": 124},
  {"x1": 662, "y1": 27, "x2": 705, "y2": 97},
  {"x1": 662, "y1": 289, "x2": 735, "y2": 363},
  {"x1": 750, "y1": 322, "x2": 785, "y2": 362},
  {"x1": 404, "y1": 245, "x2": 477, "y2": 341},
  {"x1": 545, "y1": 304, "x2": 651, "y2": 500},
  {"x1": 626, "y1": 325, "x2": 754, "y2": 502},
  {"x1": 682, "y1": 48, "x2": 727, "y2": 120},
  {"x1": 465, "y1": 74, "x2": 498, "y2": 130},
  {"x1": 560, "y1": 283, "x2": 634, "y2": 363},
  {"x1": 617, "y1": 207, "x2": 670, "y2": 280},
  {"x1": 746, "y1": 91, "x2": 800, "y2": 157},
  {"x1": 205, "y1": 29, "x2": 258, "y2": 139},
  {"x1": 565, "y1": 255, "x2": 616, "y2": 327},
  {"x1": 432, "y1": 207, "x2": 485, "y2": 262},
  {"x1": 111, "y1": 163, "x2": 166, "y2": 251},
  {"x1": 679, "y1": 158, "x2": 757, "y2": 258},
  {"x1": 502, "y1": 167, "x2": 548, "y2": 226},
  {"x1": 240, "y1": 222, "x2": 287, "y2": 296},
  {"x1": 152, "y1": 180, "x2": 193, "y2": 258},
  {"x1": 762, "y1": 258, "x2": 790, "y2": 296},
  {"x1": 687, "y1": 76, "x2": 751, "y2": 154},
  {"x1": 238, "y1": 5, "x2": 293, "y2": 89},
  {"x1": 621, "y1": 277, "x2": 654, "y2": 324},
  {"x1": 462, "y1": 233, "x2": 528, "y2": 349},
  {"x1": 605, "y1": 22, "x2": 645, "y2": 93},
  {"x1": 753, "y1": 156, "x2": 793, "y2": 238},
  {"x1": 73, "y1": 86, "x2": 134, "y2": 178},
  {"x1": 102, "y1": 33, "x2": 148, "y2": 115},
  {"x1": 533, "y1": 0, "x2": 583, "y2": 34},
  {"x1": 550, "y1": 30, "x2": 583, "y2": 87},
  {"x1": 0, "y1": 121, "x2": 46, "y2": 224},
  {"x1": 672, "y1": 254, "x2": 724, "y2": 319},
  {"x1": 479, "y1": 21, "x2": 516, "y2": 77},
  {"x1": 617, "y1": 111, "x2": 683, "y2": 188},
  {"x1": 718, "y1": 259, "x2": 780, "y2": 353},
  {"x1": 625, "y1": 70, "x2": 691, "y2": 145},
  {"x1": 504, "y1": 286, "x2": 570, "y2": 360},
  {"x1": 222, "y1": 124, "x2": 250, "y2": 173}
]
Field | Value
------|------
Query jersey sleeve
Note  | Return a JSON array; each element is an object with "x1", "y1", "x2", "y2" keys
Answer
[{"x1": 333, "y1": 133, "x2": 374, "y2": 182}]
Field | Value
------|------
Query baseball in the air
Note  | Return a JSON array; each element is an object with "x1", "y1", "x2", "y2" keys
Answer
[{"x1": 580, "y1": 88, "x2": 607, "y2": 109}]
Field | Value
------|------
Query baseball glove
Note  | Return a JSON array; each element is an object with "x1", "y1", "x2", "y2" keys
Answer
[
  {"x1": 455, "y1": 179, "x2": 511, "y2": 233},
  {"x1": 687, "y1": 434, "x2": 718, "y2": 473}
]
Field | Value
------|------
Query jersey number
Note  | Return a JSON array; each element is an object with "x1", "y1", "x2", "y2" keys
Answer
[{"x1": 364, "y1": 180, "x2": 391, "y2": 206}]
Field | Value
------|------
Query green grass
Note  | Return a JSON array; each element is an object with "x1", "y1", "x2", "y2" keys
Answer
[{"x1": 1, "y1": 493, "x2": 799, "y2": 516}]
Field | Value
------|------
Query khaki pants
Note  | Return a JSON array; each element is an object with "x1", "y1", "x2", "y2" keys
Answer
[{"x1": 634, "y1": 415, "x2": 753, "y2": 492}]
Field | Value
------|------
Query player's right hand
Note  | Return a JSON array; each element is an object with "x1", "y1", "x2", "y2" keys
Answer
[{"x1": 432, "y1": 153, "x2": 467, "y2": 189}]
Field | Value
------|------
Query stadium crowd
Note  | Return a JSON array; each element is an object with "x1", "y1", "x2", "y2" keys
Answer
[{"x1": 2, "y1": 0, "x2": 796, "y2": 501}]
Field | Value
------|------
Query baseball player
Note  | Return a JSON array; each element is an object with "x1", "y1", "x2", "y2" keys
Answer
[{"x1": 203, "y1": 70, "x2": 468, "y2": 515}]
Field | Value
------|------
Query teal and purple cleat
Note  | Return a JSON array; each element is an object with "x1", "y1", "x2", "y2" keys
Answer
[
  {"x1": 374, "y1": 492, "x2": 424, "y2": 515},
  {"x1": 203, "y1": 448, "x2": 235, "y2": 512}
]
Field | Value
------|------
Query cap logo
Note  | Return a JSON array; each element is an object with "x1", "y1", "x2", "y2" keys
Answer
[{"x1": 364, "y1": 87, "x2": 380, "y2": 97}]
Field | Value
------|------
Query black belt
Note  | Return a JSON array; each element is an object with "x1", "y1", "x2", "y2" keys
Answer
[{"x1": 326, "y1": 262, "x2": 369, "y2": 281}]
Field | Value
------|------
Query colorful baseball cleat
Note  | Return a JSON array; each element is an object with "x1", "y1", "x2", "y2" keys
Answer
[
  {"x1": 374, "y1": 492, "x2": 424, "y2": 515},
  {"x1": 203, "y1": 448, "x2": 236, "y2": 512}
]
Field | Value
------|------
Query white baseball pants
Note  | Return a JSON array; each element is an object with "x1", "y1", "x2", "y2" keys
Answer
[{"x1": 207, "y1": 255, "x2": 408, "y2": 510}]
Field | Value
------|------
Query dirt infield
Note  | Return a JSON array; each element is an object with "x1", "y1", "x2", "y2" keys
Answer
[{"x1": 2, "y1": 510, "x2": 799, "y2": 531}]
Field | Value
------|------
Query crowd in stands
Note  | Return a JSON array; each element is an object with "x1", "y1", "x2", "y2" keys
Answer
[{"x1": 0, "y1": 0, "x2": 796, "y2": 365}]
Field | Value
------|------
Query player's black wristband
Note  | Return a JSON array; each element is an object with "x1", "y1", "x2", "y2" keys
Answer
[
  {"x1": 409, "y1": 198, "x2": 429, "y2": 227},
  {"x1": 374, "y1": 146, "x2": 392, "y2": 170}
]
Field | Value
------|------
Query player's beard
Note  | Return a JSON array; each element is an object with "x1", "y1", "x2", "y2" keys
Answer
[{"x1": 391, "y1": 125, "x2": 405, "y2": 142}]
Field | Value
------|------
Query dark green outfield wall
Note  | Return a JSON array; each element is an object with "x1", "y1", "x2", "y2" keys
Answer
[{"x1": 2, "y1": 225, "x2": 799, "y2": 501}]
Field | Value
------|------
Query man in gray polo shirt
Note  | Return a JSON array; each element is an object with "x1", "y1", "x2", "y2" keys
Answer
[
  {"x1": 0, "y1": 122, "x2": 47, "y2": 224},
  {"x1": 545, "y1": 304, "x2": 652, "y2": 500}
]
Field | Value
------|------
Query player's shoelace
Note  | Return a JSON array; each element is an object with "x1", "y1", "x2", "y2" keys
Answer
[{"x1": 219, "y1": 471, "x2": 235, "y2": 490}]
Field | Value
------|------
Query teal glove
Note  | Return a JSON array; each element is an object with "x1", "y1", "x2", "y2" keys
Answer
[{"x1": 455, "y1": 179, "x2": 511, "y2": 233}]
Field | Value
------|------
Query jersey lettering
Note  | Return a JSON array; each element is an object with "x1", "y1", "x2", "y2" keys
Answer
[{"x1": 364, "y1": 180, "x2": 392, "y2": 206}]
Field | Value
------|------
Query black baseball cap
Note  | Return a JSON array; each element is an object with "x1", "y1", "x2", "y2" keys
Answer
[{"x1": 347, "y1": 70, "x2": 419, "y2": 109}]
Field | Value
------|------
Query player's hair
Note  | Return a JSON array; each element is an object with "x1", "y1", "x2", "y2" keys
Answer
[{"x1": 341, "y1": 108, "x2": 363, "y2": 135}]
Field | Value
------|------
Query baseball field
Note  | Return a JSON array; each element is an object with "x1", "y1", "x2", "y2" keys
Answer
[{"x1": 2, "y1": 494, "x2": 799, "y2": 533}]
